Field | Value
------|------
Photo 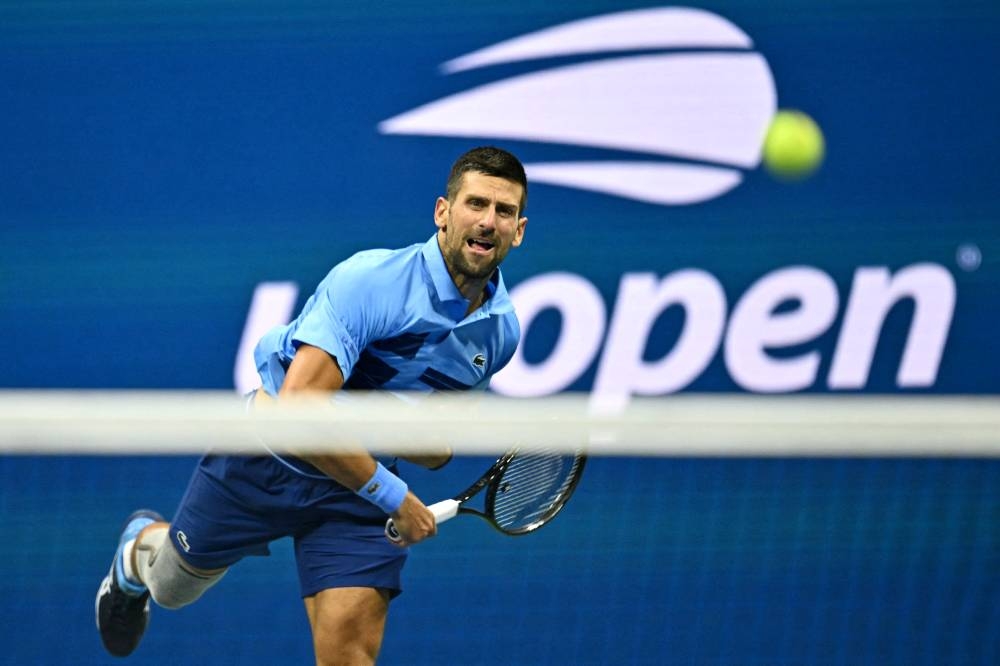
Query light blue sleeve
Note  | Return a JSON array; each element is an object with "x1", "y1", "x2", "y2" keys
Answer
[
  {"x1": 292, "y1": 261, "x2": 394, "y2": 380},
  {"x1": 480, "y1": 313, "x2": 521, "y2": 391}
]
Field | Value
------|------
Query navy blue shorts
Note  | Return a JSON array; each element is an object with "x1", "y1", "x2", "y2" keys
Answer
[{"x1": 169, "y1": 454, "x2": 408, "y2": 599}]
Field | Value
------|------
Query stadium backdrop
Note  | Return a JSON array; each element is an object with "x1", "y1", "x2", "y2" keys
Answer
[{"x1": 1, "y1": 1, "x2": 998, "y2": 664}]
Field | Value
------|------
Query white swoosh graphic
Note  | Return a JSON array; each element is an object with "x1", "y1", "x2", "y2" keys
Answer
[
  {"x1": 380, "y1": 52, "x2": 775, "y2": 168},
  {"x1": 443, "y1": 7, "x2": 753, "y2": 73},
  {"x1": 525, "y1": 161, "x2": 743, "y2": 205}
]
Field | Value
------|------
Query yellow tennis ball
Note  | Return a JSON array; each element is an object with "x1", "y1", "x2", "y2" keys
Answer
[{"x1": 762, "y1": 110, "x2": 825, "y2": 180}]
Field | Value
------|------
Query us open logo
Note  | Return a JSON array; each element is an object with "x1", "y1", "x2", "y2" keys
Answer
[
  {"x1": 379, "y1": 7, "x2": 777, "y2": 206},
  {"x1": 233, "y1": 8, "x2": 955, "y2": 401}
]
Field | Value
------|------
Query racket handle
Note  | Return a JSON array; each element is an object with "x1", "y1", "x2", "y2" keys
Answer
[
  {"x1": 429, "y1": 499, "x2": 460, "y2": 523},
  {"x1": 385, "y1": 499, "x2": 460, "y2": 543}
]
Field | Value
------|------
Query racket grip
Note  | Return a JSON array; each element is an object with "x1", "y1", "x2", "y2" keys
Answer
[
  {"x1": 385, "y1": 499, "x2": 460, "y2": 543},
  {"x1": 429, "y1": 499, "x2": 460, "y2": 523}
]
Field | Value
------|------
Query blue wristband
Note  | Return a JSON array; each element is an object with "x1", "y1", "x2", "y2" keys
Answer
[{"x1": 358, "y1": 463, "x2": 408, "y2": 514}]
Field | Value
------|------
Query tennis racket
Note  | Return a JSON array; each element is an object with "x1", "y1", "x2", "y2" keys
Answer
[{"x1": 385, "y1": 447, "x2": 586, "y2": 543}]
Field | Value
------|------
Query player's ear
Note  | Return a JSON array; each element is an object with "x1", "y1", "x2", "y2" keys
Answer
[
  {"x1": 511, "y1": 216, "x2": 527, "y2": 248},
  {"x1": 434, "y1": 197, "x2": 449, "y2": 230}
]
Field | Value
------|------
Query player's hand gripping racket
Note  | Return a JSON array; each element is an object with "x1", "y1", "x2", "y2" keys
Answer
[{"x1": 385, "y1": 447, "x2": 586, "y2": 543}]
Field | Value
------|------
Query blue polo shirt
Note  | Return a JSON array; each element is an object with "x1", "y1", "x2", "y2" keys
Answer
[
  {"x1": 254, "y1": 233, "x2": 520, "y2": 399},
  {"x1": 172, "y1": 236, "x2": 521, "y2": 581}
]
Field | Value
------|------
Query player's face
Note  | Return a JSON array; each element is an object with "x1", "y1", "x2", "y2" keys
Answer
[{"x1": 434, "y1": 171, "x2": 527, "y2": 282}]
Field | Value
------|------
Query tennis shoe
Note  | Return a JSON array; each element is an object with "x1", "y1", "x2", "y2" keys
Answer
[{"x1": 96, "y1": 509, "x2": 164, "y2": 657}]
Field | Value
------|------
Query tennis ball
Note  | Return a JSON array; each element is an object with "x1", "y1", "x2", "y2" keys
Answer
[{"x1": 762, "y1": 110, "x2": 825, "y2": 180}]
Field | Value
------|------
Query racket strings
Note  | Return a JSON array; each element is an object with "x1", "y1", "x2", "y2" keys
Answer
[{"x1": 492, "y1": 452, "x2": 582, "y2": 530}]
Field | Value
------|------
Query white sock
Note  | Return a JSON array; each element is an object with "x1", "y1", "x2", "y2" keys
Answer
[{"x1": 122, "y1": 538, "x2": 142, "y2": 585}]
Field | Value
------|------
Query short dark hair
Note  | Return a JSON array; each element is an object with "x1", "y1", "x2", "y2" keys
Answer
[{"x1": 445, "y1": 146, "x2": 528, "y2": 213}]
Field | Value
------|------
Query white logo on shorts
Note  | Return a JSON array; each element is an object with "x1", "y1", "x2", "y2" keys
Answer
[{"x1": 176, "y1": 530, "x2": 191, "y2": 552}]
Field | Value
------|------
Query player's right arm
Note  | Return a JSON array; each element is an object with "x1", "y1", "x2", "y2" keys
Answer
[{"x1": 279, "y1": 343, "x2": 437, "y2": 546}]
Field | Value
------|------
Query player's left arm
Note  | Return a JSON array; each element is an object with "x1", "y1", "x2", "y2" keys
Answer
[
  {"x1": 397, "y1": 353, "x2": 508, "y2": 471},
  {"x1": 401, "y1": 312, "x2": 519, "y2": 470},
  {"x1": 397, "y1": 389, "x2": 453, "y2": 470},
  {"x1": 400, "y1": 449, "x2": 453, "y2": 470}
]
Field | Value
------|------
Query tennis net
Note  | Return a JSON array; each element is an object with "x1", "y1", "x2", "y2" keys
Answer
[{"x1": 1, "y1": 391, "x2": 998, "y2": 665}]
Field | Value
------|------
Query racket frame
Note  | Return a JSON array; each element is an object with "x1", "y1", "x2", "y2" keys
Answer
[
  {"x1": 385, "y1": 447, "x2": 586, "y2": 541},
  {"x1": 459, "y1": 447, "x2": 587, "y2": 536}
]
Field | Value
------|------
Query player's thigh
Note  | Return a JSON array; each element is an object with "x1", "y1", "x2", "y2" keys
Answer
[
  {"x1": 305, "y1": 587, "x2": 391, "y2": 666},
  {"x1": 169, "y1": 455, "x2": 287, "y2": 567}
]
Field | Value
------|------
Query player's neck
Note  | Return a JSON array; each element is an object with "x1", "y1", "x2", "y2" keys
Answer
[{"x1": 453, "y1": 277, "x2": 487, "y2": 316}]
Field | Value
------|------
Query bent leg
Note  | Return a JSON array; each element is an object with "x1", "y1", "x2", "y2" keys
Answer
[
  {"x1": 304, "y1": 587, "x2": 390, "y2": 666},
  {"x1": 143, "y1": 453, "x2": 296, "y2": 607},
  {"x1": 133, "y1": 523, "x2": 227, "y2": 609}
]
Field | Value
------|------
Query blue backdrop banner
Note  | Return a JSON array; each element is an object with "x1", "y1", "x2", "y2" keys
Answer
[{"x1": 2, "y1": 1, "x2": 997, "y2": 397}]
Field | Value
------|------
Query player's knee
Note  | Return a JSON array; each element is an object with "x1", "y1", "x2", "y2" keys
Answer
[
  {"x1": 313, "y1": 629, "x2": 379, "y2": 666},
  {"x1": 310, "y1": 590, "x2": 387, "y2": 666},
  {"x1": 136, "y1": 527, "x2": 226, "y2": 610}
]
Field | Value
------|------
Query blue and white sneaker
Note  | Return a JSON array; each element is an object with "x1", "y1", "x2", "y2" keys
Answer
[{"x1": 95, "y1": 509, "x2": 164, "y2": 657}]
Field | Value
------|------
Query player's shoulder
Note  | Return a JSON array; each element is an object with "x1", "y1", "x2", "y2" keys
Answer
[
  {"x1": 501, "y1": 309, "x2": 521, "y2": 337},
  {"x1": 489, "y1": 271, "x2": 521, "y2": 335},
  {"x1": 338, "y1": 242, "x2": 422, "y2": 275},
  {"x1": 497, "y1": 309, "x2": 521, "y2": 359},
  {"x1": 323, "y1": 242, "x2": 424, "y2": 290}
]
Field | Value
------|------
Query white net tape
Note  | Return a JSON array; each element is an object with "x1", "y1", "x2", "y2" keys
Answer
[{"x1": 1, "y1": 391, "x2": 998, "y2": 457}]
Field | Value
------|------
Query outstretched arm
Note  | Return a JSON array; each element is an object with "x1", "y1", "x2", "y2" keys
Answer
[{"x1": 279, "y1": 344, "x2": 438, "y2": 546}]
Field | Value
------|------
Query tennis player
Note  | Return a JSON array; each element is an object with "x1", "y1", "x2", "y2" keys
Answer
[{"x1": 95, "y1": 146, "x2": 528, "y2": 663}]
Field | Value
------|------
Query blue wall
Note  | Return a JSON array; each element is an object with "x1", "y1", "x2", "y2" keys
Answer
[
  {"x1": 2, "y1": 1, "x2": 999, "y2": 663},
  {"x1": 4, "y1": 455, "x2": 999, "y2": 665},
  {"x1": 3, "y1": 0, "x2": 998, "y2": 395}
]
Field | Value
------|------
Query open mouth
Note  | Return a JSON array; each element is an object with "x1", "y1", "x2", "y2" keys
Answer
[{"x1": 466, "y1": 238, "x2": 496, "y2": 254}]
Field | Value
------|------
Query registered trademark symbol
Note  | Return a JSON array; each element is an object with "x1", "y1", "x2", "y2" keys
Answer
[{"x1": 956, "y1": 244, "x2": 982, "y2": 272}]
